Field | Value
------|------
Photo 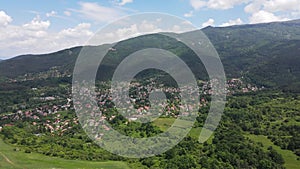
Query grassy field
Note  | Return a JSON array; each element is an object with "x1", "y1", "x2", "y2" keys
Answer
[
  {"x1": 152, "y1": 117, "x2": 175, "y2": 131},
  {"x1": 0, "y1": 139, "x2": 129, "y2": 169},
  {"x1": 152, "y1": 118, "x2": 214, "y2": 143},
  {"x1": 246, "y1": 134, "x2": 300, "y2": 169},
  {"x1": 188, "y1": 127, "x2": 202, "y2": 139}
]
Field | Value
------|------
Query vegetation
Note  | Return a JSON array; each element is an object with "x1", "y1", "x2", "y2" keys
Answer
[
  {"x1": 0, "y1": 138, "x2": 129, "y2": 169},
  {"x1": 0, "y1": 20, "x2": 299, "y2": 168},
  {"x1": 1, "y1": 89, "x2": 299, "y2": 168},
  {"x1": 0, "y1": 19, "x2": 299, "y2": 91},
  {"x1": 246, "y1": 134, "x2": 300, "y2": 169}
]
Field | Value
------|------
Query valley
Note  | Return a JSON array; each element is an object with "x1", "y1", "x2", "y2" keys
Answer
[{"x1": 0, "y1": 19, "x2": 299, "y2": 168}]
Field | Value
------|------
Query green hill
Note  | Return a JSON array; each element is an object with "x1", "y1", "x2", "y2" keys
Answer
[
  {"x1": 0, "y1": 138, "x2": 129, "y2": 169},
  {"x1": 0, "y1": 19, "x2": 300, "y2": 91}
]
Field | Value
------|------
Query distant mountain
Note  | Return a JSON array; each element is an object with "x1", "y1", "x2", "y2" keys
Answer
[
  {"x1": 0, "y1": 47, "x2": 81, "y2": 78},
  {"x1": 201, "y1": 19, "x2": 300, "y2": 91},
  {"x1": 0, "y1": 19, "x2": 300, "y2": 91}
]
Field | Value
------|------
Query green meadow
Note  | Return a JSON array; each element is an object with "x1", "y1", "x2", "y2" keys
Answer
[
  {"x1": 246, "y1": 134, "x2": 300, "y2": 169},
  {"x1": 0, "y1": 139, "x2": 129, "y2": 169}
]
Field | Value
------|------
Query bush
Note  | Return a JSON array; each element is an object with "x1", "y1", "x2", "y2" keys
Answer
[{"x1": 25, "y1": 149, "x2": 31, "y2": 153}]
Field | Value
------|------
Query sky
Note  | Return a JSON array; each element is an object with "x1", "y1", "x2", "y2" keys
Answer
[{"x1": 0, "y1": 0, "x2": 300, "y2": 59}]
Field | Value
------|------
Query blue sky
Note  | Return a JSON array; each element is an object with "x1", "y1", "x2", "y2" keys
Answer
[{"x1": 0, "y1": 0, "x2": 299, "y2": 58}]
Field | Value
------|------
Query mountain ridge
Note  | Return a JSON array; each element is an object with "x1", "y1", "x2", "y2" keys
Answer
[
  {"x1": 0, "y1": 19, "x2": 300, "y2": 91},
  {"x1": 4, "y1": 18, "x2": 300, "y2": 60}
]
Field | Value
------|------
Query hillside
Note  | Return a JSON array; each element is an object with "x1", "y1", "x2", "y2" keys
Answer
[
  {"x1": 0, "y1": 139, "x2": 129, "y2": 169},
  {"x1": 201, "y1": 19, "x2": 300, "y2": 89},
  {"x1": 0, "y1": 19, "x2": 300, "y2": 90},
  {"x1": 0, "y1": 20, "x2": 299, "y2": 169},
  {"x1": 0, "y1": 47, "x2": 81, "y2": 78}
]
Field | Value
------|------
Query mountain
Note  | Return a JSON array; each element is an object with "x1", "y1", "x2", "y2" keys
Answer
[
  {"x1": 201, "y1": 20, "x2": 300, "y2": 91},
  {"x1": 0, "y1": 19, "x2": 300, "y2": 91},
  {"x1": 0, "y1": 47, "x2": 81, "y2": 78}
]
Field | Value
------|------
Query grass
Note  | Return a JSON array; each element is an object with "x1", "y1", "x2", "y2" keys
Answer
[
  {"x1": 152, "y1": 117, "x2": 175, "y2": 131},
  {"x1": 0, "y1": 138, "x2": 129, "y2": 169},
  {"x1": 246, "y1": 134, "x2": 300, "y2": 169},
  {"x1": 188, "y1": 127, "x2": 202, "y2": 139},
  {"x1": 152, "y1": 118, "x2": 214, "y2": 143}
]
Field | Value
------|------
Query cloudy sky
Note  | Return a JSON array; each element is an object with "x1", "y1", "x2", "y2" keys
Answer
[{"x1": 0, "y1": 0, "x2": 300, "y2": 59}]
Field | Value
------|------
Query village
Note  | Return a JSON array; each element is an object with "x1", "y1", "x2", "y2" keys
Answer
[{"x1": 0, "y1": 77, "x2": 260, "y2": 137}]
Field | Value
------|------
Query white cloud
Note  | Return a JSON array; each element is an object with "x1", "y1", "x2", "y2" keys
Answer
[
  {"x1": 249, "y1": 10, "x2": 288, "y2": 24},
  {"x1": 75, "y1": 2, "x2": 124, "y2": 22},
  {"x1": 244, "y1": 0, "x2": 298, "y2": 24},
  {"x1": 118, "y1": 0, "x2": 133, "y2": 6},
  {"x1": 182, "y1": 20, "x2": 193, "y2": 26},
  {"x1": 244, "y1": 0, "x2": 265, "y2": 13},
  {"x1": 115, "y1": 24, "x2": 139, "y2": 38},
  {"x1": 202, "y1": 18, "x2": 215, "y2": 27},
  {"x1": 22, "y1": 16, "x2": 50, "y2": 30},
  {"x1": 291, "y1": 11, "x2": 300, "y2": 18},
  {"x1": 264, "y1": 0, "x2": 300, "y2": 12},
  {"x1": 64, "y1": 11, "x2": 72, "y2": 16},
  {"x1": 190, "y1": 0, "x2": 206, "y2": 10},
  {"x1": 220, "y1": 18, "x2": 243, "y2": 27},
  {"x1": 100, "y1": 20, "x2": 162, "y2": 44},
  {"x1": 190, "y1": 0, "x2": 248, "y2": 10},
  {"x1": 0, "y1": 11, "x2": 12, "y2": 26},
  {"x1": 206, "y1": 0, "x2": 249, "y2": 10},
  {"x1": 0, "y1": 11, "x2": 196, "y2": 59},
  {"x1": 59, "y1": 23, "x2": 93, "y2": 38},
  {"x1": 0, "y1": 14, "x2": 194, "y2": 58},
  {"x1": 0, "y1": 14, "x2": 94, "y2": 58},
  {"x1": 92, "y1": 19, "x2": 195, "y2": 45},
  {"x1": 184, "y1": 11, "x2": 194, "y2": 17},
  {"x1": 46, "y1": 11, "x2": 57, "y2": 17}
]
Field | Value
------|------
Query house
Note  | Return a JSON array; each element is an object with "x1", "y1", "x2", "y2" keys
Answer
[{"x1": 109, "y1": 47, "x2": 117, "y2": 51}]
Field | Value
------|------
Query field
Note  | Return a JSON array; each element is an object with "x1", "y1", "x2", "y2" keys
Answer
[
  {"x1": 152, "y1": 117, "x2": 175, "y2": 131},
  {"x1": 246, "y1": 134, "x2": 300, "y2": 169},
  {"x1": 152, "y1": 117, "x2": 214, "y2": 143},
  {"x1": 0, "y1": 139, "x2": 129, "y2": 169}
]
